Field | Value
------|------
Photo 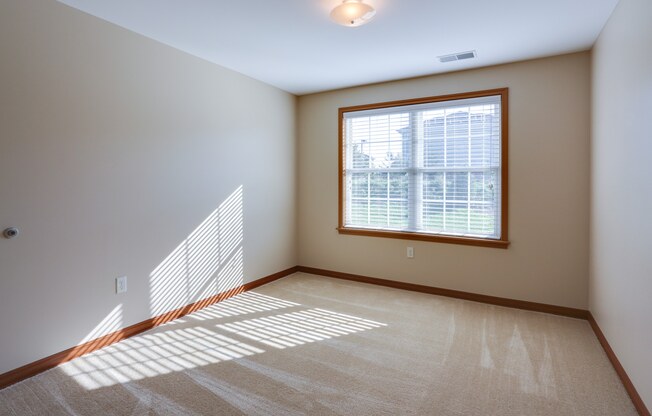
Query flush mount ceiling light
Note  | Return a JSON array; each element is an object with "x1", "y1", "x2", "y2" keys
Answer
[{"x1": 330, "y1": 0, "x2": 376, "y2": 27}]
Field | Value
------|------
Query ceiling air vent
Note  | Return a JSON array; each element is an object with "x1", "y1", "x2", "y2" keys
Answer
[{"x1": 438, "y1": 50, "x2": 476, "y2": 63}]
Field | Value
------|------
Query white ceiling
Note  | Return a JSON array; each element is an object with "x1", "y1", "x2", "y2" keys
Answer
[{"x1": 57, "y1": 0, "x2": 619, "y2": 95}]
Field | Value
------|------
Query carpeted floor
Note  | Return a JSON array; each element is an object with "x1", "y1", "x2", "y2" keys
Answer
[{"x1": 0, "y1": 273, "x2": 637, "y2": 415}]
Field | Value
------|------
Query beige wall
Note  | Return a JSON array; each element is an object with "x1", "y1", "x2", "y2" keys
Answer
[
  {"x1": 0, "y1": 0, "x2": 297, "y2": 374},
  {"x1": 298, "y1": 53, "x2": 591, "y2": 309},
  {"x1": 2, "y1": 1, "x2": 649, "y2": 406},
  {"x1": 591, "y1": 0, "x2": 652, "y2": 409}
]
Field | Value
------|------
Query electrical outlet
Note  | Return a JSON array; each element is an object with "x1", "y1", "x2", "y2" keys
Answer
[
  {"x1": 116, "y1": 276, "x2": 127, "y2": 294},
  {"x1": 407, "y1": 247, "x2": 414, "y2": 258}
]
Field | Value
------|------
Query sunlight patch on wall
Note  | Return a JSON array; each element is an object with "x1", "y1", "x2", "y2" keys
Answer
[
  {"x1": 79, "y1": 304, "x2": 123, "y2": 344},
  {"x1": 149, "y1": 186, "x2": 244, "y2": 317}
]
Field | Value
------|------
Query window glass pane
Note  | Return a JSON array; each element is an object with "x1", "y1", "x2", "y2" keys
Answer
[
  {"x1": 470, "y1": 172, "x2": 485, "y2": 201},
  {"x1": 424, "y1": 116, "x2": 444, "y2": 168},
  {"x1": 352, "y1": 143, "x2": 371, "y2": 169},
  {"x1": 447, "y1": 110, "x2": 469, "y2": 135},
  {"x1": 369, "y1": 172, "x2": 388, "y2": 199},
  {"x1": 351, "y1": 199, "x2": 368, "y2": 225},
  {"x1": 423, "y1": 172, "x2": 444, "y2": 200},
  {"x1": 389, "y1": 201, "x2": 408, "y2": 228},
  {"x1": 351, "y1": 173, "x2": 369, "y2": 198},
  {"x1": 446, "y1": 172, "x2": 468, "y2": 202},
  {"x1": 470, "y1": 111, "x2": 498, "y2": 167},
  {"x1": 387, "y1": 147, "x2": 407, "y2": 168},
  {"x1": 470, "y1": 113, "x2": 485, "y2": 135},
  {"x1": 446, "y1": 111, "x2": 469, "y2": 167},
  {"x1": 369, "y1": 200, "x2": 388, "y2": 226},
  {"x1": 389, "y1": 172, "x2": 408, "y2": 199},
  {"x1": 445, "y1": 202, "x2": 468, "y2": 232},
  {"x1": 469, "y1": 203, "x2": 494, "y2": 235},
  {"x1": 469, "y1": 136, "x2": 485, "y2": 168},
  {"x1": 395, "y1": 125, "x2": 411, "y2": 168},
  {"x1": 423, "y1": 202, "x2": 443, "y2": 230},
  {"x1": 487, "y1": 170, "x2": 497, "y2": 203},
  {"x1": 349, "y1": 114, "x2": 410, "y2": 169}
]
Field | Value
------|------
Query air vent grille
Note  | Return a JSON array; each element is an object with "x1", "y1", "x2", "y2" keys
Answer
[{"x1": 438, "y1": 50, "x2": 476, "y2": 63}]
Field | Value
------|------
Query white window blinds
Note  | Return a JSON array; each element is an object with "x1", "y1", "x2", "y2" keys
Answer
[{"x1": 342, "y1": 94, "x2": 503, "y2": 240}]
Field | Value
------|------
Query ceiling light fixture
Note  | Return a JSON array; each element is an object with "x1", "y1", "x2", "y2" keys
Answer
[{"x1": 330, "y1": 0, "x2": 376, "y2": 27}]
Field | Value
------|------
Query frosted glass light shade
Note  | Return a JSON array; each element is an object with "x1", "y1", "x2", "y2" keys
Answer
[{"x1": 330, "y1": 0, "x2": 376, "y2": 27}]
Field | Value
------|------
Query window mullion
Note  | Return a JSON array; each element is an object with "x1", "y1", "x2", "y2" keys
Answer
[
  {"x1": 443, "y1": 110, "x2": 448, "y2": 230},
  {"x1": 409, "y1": 111, "x2": 423, "y2": 231},
  {"x1": 467, "y1": 111, "x2": 471, "y2": 231},
  {"x1": 345, "y1": 120, "x2": 353, "y2": 225},
  {"x1": 483, "y1": 172, "x2": 486, "y2": 232},
  {"x1": 367, "y1": 172, "x2": 371, "y2": 225},
  {"x1": 386, "y1": 172, "x2": 390, "y2": 227},
  {"x1": 494, "y1": 167, "x2": 501, "y2": 238}
]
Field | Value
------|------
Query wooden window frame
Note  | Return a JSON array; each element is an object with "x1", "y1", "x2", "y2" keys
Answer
[{"x1": 337, "y1": 88, "x2": 510, "y2": 249}]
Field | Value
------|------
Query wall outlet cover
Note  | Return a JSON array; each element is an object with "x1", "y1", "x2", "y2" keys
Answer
[{"x1": 116, "y1": 276, "x2": 127, "y2": 294}]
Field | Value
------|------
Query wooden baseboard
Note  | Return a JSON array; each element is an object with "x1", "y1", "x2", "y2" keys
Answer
[
  {"x1": 297, "y1": 266, "x2": 588, "y2": 319},
  {"x1": 0, "y1": 266, "x2": 298, "y2": 390},
  {"x1": 587, "y1": 313, "x2": 650, "y2": 416}
]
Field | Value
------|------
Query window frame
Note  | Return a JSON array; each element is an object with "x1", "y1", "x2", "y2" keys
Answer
[{"x1": 337, "y1": 88, "x2": 510, "y2": 249}]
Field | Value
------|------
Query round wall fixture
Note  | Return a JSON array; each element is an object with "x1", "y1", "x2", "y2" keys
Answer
[
  {"x1": 3, "y1": 227, "x2": 19, "y2": 239},
  {"x1": 330, "y1": 0, "x2": 376, "y2": 27}
]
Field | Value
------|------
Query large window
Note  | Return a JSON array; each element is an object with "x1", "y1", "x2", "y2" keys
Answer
[{"x1": 338, "y1": 89, "x2": 509, "y2": 248}]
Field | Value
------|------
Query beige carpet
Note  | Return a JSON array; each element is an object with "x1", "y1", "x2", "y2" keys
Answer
[{"x1": 0, "y1": 273, "x2": 637, "y2": 415}]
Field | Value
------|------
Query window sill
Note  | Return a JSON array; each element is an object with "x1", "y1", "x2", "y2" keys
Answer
[{"x1": 337, "y1": 227, "x2": 510, "y2": 249}]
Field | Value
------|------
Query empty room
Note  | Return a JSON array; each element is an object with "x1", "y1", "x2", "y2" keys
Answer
[{"x1": 0, "y1": 0, "x2": 650, "y2": 415}]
